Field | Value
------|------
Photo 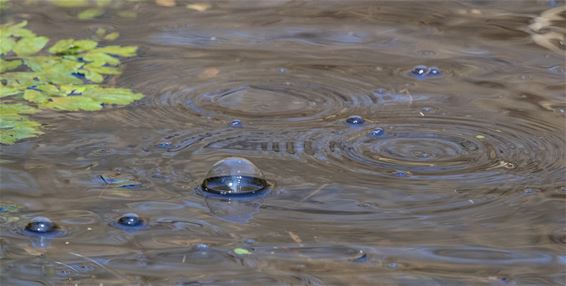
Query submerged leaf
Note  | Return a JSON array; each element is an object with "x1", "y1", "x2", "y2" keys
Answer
[
  {"x1": 96, "y1": 0, "x2": 112, "y2": 7},
  {"x1": 117, "y1": 11, "x2": 137, "y2": 18},
  {"x1": 103, "y1": 32, "x2": 120, "y2": 41},
  {"x1": 0, "y1": 59, "x2": 22, "y2": 72},
  {"x1": 78, "y1": 8, "x2": 105, "y2": 20},
  {"x1": 95, "y1": 28, "x2": 107, "y2": 38},
  {"x1": 51, "y1": 0, "x2": 89, "y2": 8}
]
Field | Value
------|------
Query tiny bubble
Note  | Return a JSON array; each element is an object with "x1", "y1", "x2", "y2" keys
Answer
[
  {"x1": 373, "y1": 88, "x2": 386, "y2": 95},
  {"x1": 387, "y1": 262, "x2": 398, "y2": 270},
  {"x1": 410, "y1": 65, "x2": 428, "y2": 78},
  {"x1": 346, "y1": 115, "x2": 365, "y2": 126},
  {"x1": 392, "y1": 170, "x2": 410, "y2": 177},
  {"x1": 368, "y1": 128, "x2": 384, "y2": 137},
  {"x1": 194, "y1": 243, "x2": 209, "y2": 250},
  {"x1": 157, "y1": 142, "x2": 172, "y2": 149},
  {"x1": 427, "y1": 67, "x2": 442, "y2": 77},
  {"x1": 230, "y1": 119, "x2": 242, "y2": 128},
  {"x1": 117, "y1": 213, "x2": 144, "y2": 227}
]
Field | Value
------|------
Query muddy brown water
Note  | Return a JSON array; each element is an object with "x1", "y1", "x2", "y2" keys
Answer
[{"x1": 1, "y1": 1, "x2": 565, "y2": 285}]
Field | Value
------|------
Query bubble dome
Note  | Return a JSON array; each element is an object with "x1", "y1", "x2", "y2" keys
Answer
[{"x1": 201, "y1": 157, "x2": 269, "y2": 197}]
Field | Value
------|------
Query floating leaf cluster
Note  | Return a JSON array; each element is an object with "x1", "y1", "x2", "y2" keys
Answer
[{"x1": 0, "y1": 21, "x2": 143, "y2": 144}]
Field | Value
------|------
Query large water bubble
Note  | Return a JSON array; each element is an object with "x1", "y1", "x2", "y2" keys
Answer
[
  {"x1": 25, "y1": 216, "x2": 57, "y2": 234},
  {"x1": 200, "y1": 157, "x2": 268, "y2": 197},
  {"x1": 117, "y1": 213, "x2": 144, "y2": 227}
]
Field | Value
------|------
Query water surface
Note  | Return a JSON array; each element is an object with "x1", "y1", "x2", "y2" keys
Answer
[{"x1": 1, "y1": 1, "x2": 565, "y2": 285}]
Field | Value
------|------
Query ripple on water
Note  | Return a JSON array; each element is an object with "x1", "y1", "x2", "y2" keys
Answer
[
  {"x1": 115, "y1": 61, "x2": 390, "y2": 128},
  {"x1": 155, "y1": 114, "x2": 565, "y2": 187}
]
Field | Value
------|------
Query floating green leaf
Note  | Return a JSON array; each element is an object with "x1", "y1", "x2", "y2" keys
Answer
[
  {"x1": 93, "y1": 45, "x2": 137, "y2": 57},
  {"x1": 0, "y1": 37, "x2": 15, "y2": 55},
  {"x1": 83, "y1": 51, "x2": 120, "y2": 66},
  {"x1": 0, "y1": 103, "x2": 42, "y2": 144},
  {"x1": 0, "y1": 21, "x2": 143, "y2": 144},
  {"x1": 23, "y1": 89, "x2": 49, "y2": 104},
  {"x1": 42, "y1": 96, "x2": 103, "y2": 111},
  {"x1": 0, "y1": 86, "x2": 21, "y2": 98},
  {"x1": 1, "y1": 103, "x2": 39, "y2": 115},
  {"x1": 78, "y1": 8, "x2": 105, "y2": 20},
  {"x1": 83, "y1": 86, "x2": 143, "y2": 105},
  {"x1": 0, "y1": 21, "x2": 34, "y2": 39},
  {"x1": 48, "y1": 39, "x2": 98, "y2": 55}
]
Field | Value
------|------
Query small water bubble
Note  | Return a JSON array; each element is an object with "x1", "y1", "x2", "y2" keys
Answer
[
  {"x1": 460, "y1": 140, "x2": 479, "y2": 151},
  {"x1": 157, "y1": 142, "x2": 172, "y2": 149},
  {"x1": 420, "y1": 106, "x2": 434, "y2": 113},
  {"x1": 25, "y1": 217, "x2": 58, "y2": 234},
  {"x1": 548, "y1": 65, "x2": 566, "y2": 75},
  {"x1": 497, "y1": 276, "x2": 511, "y2": 284},
  {"x1": 426, "y1": 66, "x2": 442, "y2": 77},
  {"x1": 368, "y1": 128, "x2": 384, "y2": 137},
  {"x1": 386, "y1": 262, "x2": 399, "y2": 270},
  {"x1": 352, "y1": 252, "x2": 368, "y2": 263},
  {"x1": 346, "y1": 115, "x2": 365, "y2": 126},
  {"x1": 414, "y1": 151, "x2": 431, "y2": 159},
  {"x1": 392, "y1": 170, "x2": 410, "y2": 177},
  {"x1": 523, "y1": 188, "x2": 542, "y2": 195},
  {"x1": 410, "y1": 65, "x2": 428, "y2": 78},
  {"x1": 501, "y1": 161, "x2": 516, "y2": 169},
  {"x1": 117, "y1": 213, "x2": 144, "y2": 227},
  {"x1": 194, "y1": 243, "x2": 209, "y2": 251},
  {"x1": 373, "y1": 88, "x2": 387, "y2": 95},
  {"x1": 230, "y1": 119, "x2": 242, "y2": 128},
  {"x1": 200, "y1": 157, "x2": 269, "y2": 197}
]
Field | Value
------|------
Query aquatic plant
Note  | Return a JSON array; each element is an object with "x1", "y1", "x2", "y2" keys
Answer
[{"x1": 0, "y1": 21, "x2": 143, "y2": 144}]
